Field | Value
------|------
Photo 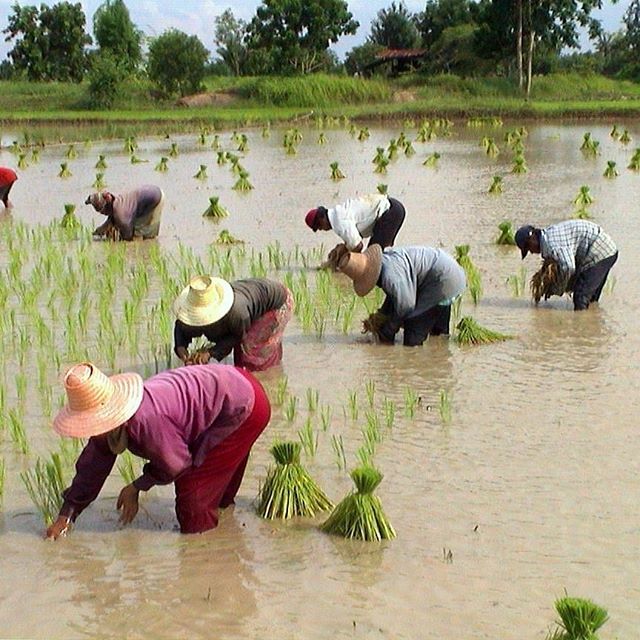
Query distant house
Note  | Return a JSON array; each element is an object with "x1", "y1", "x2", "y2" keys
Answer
[{"x1": 364, "y1": 48, "x2": 428, "y2": 76}]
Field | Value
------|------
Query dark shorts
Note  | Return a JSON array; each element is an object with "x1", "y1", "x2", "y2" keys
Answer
[
  {"x1": 573, "y1": 252, "x2": 618, "y2": 310},
  {"x1": 368, "y1": 197, "x2": 406, "y2": 249}
]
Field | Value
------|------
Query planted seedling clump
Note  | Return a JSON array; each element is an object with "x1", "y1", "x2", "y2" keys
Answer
[
  {"x1": 203, "y1": 196, "x2": 229, "y2": 219},
  {"x1": 496, "y1": 220, "x2": 516, "y2": 245},
  {"x1": 488, "y1": 175, "x2": 503, "y2": 194},
  {"x1": 321, "y1": 465, "x2": 396, "y2": 541},
  {"x1": 257, "y1": 441, "x2": 333, "y2": 519},
  {"x1": 455, "y1": 317, "x2": 512, "y2": 345}
]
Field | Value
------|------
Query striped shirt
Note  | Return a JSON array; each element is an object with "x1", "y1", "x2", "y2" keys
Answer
[{"x1": 540, "y1": 220, "x2": 617, "y2": 292}]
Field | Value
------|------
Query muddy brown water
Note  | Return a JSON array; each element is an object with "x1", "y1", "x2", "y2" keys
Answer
[{"x1": 0, "y1": 121, "x2": 639, "y2": 639}]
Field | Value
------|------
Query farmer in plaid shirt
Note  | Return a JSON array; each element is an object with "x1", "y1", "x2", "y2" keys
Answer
[{"x1": 515, "y1": 220, "x2": 618, "y2": 310}]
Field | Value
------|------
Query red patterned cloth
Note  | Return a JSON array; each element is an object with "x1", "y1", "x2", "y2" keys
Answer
[{"x1": 233, "y1": 289, "x2": 294, "y2": 371}]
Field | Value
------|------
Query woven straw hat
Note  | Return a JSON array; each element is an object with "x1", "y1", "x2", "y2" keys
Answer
[
  {"x1": 53, "y1": 363, "x2": 144, "y2": 438},
  {"x1": 85, "y1": 190, "x2": 109, "y2": 211},
  {"x1": 173, "y1": 275, "x2": 234, "y2": 327},
  {"x1": 338, "y1": 245, "x2": 383, "y2": 297}
]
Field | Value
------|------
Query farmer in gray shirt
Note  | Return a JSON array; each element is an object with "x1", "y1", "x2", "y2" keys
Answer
[
  {"x1": 339, "y1": 245, "x2": 466, "y2": 346},
  {"x1": 85, "y1": 184, "x2": 165, "y2": 240}
]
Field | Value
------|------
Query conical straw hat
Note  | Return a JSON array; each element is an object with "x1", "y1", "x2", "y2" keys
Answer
[
  {"x1": 53, "y1": 363, "x2": 144, "y2": 438},
  {"x1": 173, "y1": 275, "x2": 234, "y2": 326},
  {"x1": 338, "y1": 245, "x2": 383, "y2": 297}
]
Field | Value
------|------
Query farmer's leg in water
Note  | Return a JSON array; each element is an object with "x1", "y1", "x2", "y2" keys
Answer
[
  {"x1": 429, "y1": 305, "x2": 452, "y2": 336},
  {"x1": 173, "y1": 371, "x2": 271, "y2": 533},
  {"x1": 572, "y1": 252, "x2": 619, "y2": 310},
  {"x1": 403, "y1": 305, "x2": 444, "y2": 346},
  {"x1": 368, "y1": 198, "x2": 406, "y2": 249}
]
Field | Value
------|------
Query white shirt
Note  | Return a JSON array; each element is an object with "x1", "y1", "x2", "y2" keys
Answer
[{"x1": 327, "y1": 194, "x2": 391, "y2": 250}]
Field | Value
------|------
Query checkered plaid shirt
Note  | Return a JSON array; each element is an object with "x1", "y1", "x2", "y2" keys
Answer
[{"x1": 540, "y1": 220, "x2": 617, "y2": 292}]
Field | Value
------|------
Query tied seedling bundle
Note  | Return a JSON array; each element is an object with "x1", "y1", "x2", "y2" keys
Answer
[
  {"x1": 545, "y1": 595, "x2": 609, "y2": 640},
  {"x1": 455, "y1": 244, "x2": 482, "y2": 304},
  {"x1": 455, "y1": 316, "x2": 512, "y2": 345},
  {"x1": 361, "y1": 311, "x2": 389, "y2": 342},
  {"x1": 215, "y1": 229, "x2": 243, "y2": 245},
  {"x1": 203, "y1": 196, "x2": 229, "y2": 220},
  {"x1": 321, "y1": 465, "x2": 396, "y2": 541},
  {"x1": 530, "y1": 258, "x2": 571, "y2": 302},
  {"x1": 60, "y1": 204, "x2": 81, "y2": 230},
  {"x1": 257, "y1": 441, "x2": 333, "y2": 519},
  {"x1": 496, "y1": 221, "x2": 516, "y2": 245}
]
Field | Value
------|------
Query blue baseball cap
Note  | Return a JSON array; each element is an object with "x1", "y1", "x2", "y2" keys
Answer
[{"x1": 515, "y1": 224, "x2": 536, "y2": 259}]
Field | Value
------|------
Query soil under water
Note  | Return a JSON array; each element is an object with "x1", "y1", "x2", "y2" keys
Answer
[{"x1": 0, "y1": 121, "x2": 638, "y2": 639}]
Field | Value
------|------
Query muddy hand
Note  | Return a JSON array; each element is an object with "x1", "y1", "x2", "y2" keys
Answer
[
  {"x1": 45, "y1": 515, "x2": 72, "y2": 540},
  {"x1": 117, "y1": 483, "x2": 140, "y2": 525}
]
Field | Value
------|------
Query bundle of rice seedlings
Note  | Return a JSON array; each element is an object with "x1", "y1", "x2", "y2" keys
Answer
[
  {"x1": 31, "y1": 148, "x2": 40, "y2": 163},
  {"x1": 95, "y1": 155, "x2": 107, "y2": 170},
  {"x1": 455, "y1": 244, "x2": 482, "y2": 304},
  {"x1": 20, "y1": 452, "x2": 66, "y2": 525},
  {"x1": 404, "y1": 141, "x2": 415, "y2": 157},
  {"x1": 203, "y1": 196, "x2": 229, "y2": 219},
  {"x1": 488, "y1": 175, "x2": 503, "y2": 194},
  {"x1": 387, "y1": 139, "x2": 398, "y2": 160},
  {"x1": 130, "y1": 154, "x2": 147, "y2": 164},
  {"x1": 530, "y1": 258, "x2": 565, "y2": 303},
  {"x1": 257, "y1": 441, "x2": 333, "y2": 519},
  {"x1": 423, "y1": 152, "x2": 440, "y2": 167},
  {"x1": 211, "y1": 134, "x2": 220, "y2": 149},
  {"x1": 168, "y1": 142, "x2": 179, "y2": 158},
  {"x1": 357, "y1": 128, "x2": 370, "y2": 142},
  {"x1": 124, "y1": 136, "x2": 137, "y2": 154},
  {"x1": 194, "y1": 164, "x2": 208, "y2": 180},
  {"x1": 603, "y1": 160, "x2": 618, "y2": 178},
  {"x1": 619, "y1": 129, "x2": 631, "y2": 144},
  {"x1": 496, "y1": 220, "x2": 516, "y2": 245},
  {"x1": 237, "y1": 134, "x2": 248, "y2": 152},
  {"x1": 17, "y1": 153, "x2": 28, "y2": 169},
  {"x1": 93, "y1": 172, "x2": 106, "y2": 189},
  {"x1": 573, "y1": 185, "x2": 594, "y2": 206},
  {"x1": 330, "y1": 162, "x2": 345, "y2": 180},
  {"x1": 321, "y1": 465, "x2": 396, "y2": 541},
  {"x1": 580, "y1": 132, "x2": 594, "y2": 151},
  {"x1": 511, "y1": 153, "x2": 528, "y2": 174},
  {"x1": 546, "y1": 595, "x2": 609, "y2": 640},
  {"x1": 361, "y1": 311, "x2": 389, "y2": 341},
  {"x1": 455, "y1": 316, "x2": 512, "y2": 345},
  {"x1": 377, "y1": 183, "x2": 388, "y2": 195},
  {"x1": 574, "y1": 207, "x2": 591, "y2": 220},
  {"x1": 374, "y1": 157, "x2": 389, "y2": 174},
  {"x1": 58, "y1": 162, "x2": 72, "y2": 178},
  {"x1": 262, "y1": 125, "x2": 271, "y2": 139},
  {"x1": 373, "y1": 147, "x2": 386, "y2": 164},
  {"x1": 60, "y1": 204, "x2": 81, "y2": 230},
  {"x1": 65, "y1": 144, "x2": 77, "y2": 159},
  {"x1": 610, "y1": 124, "x2": 620, "y2": 139},
  {"x1": 215, "y1": 229, "x2": 243, "y2": 244},
  {"x1": 232, "y1": 170, "x2": 253, "y2": 191},
  {"x1": 317, "y1": 132, "x2": 327, "y2": 145},
  {"x1": 486, "y1": 139, "x2": 499, "y2": 157},
  {"x1": 627, "y1": 149, "x2": 640, "y2": 170},
  {"x1": 155, "y1": 157, "x2": 169, "y2": 172}
]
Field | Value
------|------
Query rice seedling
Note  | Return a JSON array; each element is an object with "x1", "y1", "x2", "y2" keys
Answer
[
  {"x1": 65, "y1": 144, "x2": 77, "y2": 159},
  {"x1": 573, "y1": 185, "x2": 594, "y2": 206},
  {"x1": 485, "y1": 138, "x2": 500, "y2": 157},
  {"x1": 211, "y1": 134, "x2": 220, "y2": 149},
  {"x1": 495, "y1": 220, "x2": 516, "y2": 245},
  {"x1": 117, "y1": 450, "x2": 140, "y2": 485},
  {"x1": 365, "y1": 380, "x2": 376, "y2": 408},
  {"x1": 455, "y1": 244, "x2": 482, "y2": 304},
  {"x1": 439, "y1": 389, "x2": 452, "y2": 424},
  {"x1": 274, "y1": 375, "x2": 288, "y2": 405},
  {"x1": 330, "y1": 161, "x2": 345, "y2": 180},
  {"x1": 198, "y1": 131, "x2": 207, "y2": 146},
  {"x1": 619, "y1": 129, "x2": 631, "y2": 144},
  {"x1": 194, "y1": 164, "x2": 208, "y2": 180},
  {"x1": 610, "y1": 124, "x2": 620, "y2": 139},
  {"x1": 511, "y1": 153, "x2": 528, "y2": 174},
  {"x1": 58, "y1": 162, "x2": 72, "y2": 178},
  {"x1": 358, "y1": 127, "x2": 370, "y2": 142},
  {"x1": 349, "y1": 124, "x2": 357, "y2": 137},
  {"x1": 124, "y1": 136, "x2": 137, "y2": 154},
  {"x1": 603, "y1": 160, "x2": 618, "y2": 178},
  {"x1": 320, "y1": 404, "x2": 331, "y2": 431},
  {"x1": 257, "y1": 441, "x2": 333, "y2": 519},
  {"x1": 377, "y1": 183, "x2": 388, "y2": 195},
  {"x1": 507, "y1": 266, "x2": 527, "y2": 297},
  {"x1": 580, "y1": 133, "x2": 600, "y2": 156},
  {"x1": 93, "y1": 172, "x2": 106, "y2": 189},
  {"x1": 21, "y1": 452, "x2": 67, "y2": 525},
  {"x1": 168, "y1": 142, "x2": 179, "y2": 157},
  {"x1": 321, "y1": 465, "x2": 396, "y2": 541},
  {"x1": 545, "y1": 595, "x2": 609, "y2": 640},
  {"x1": 18, "y1": 153, "x2": 28, "y2": 169},
  {"x1": 627, "y1": 149, "x2": 640, "y2": 170},
  {"x1": 30, "y1": 148, "x2": 40, "y2": 163},
  {"x1": 306, "y1": 388, "x2": 319, "y2": 412},
  {"x1": 284, "y1": 395, "x2": 298, "y2": 422},
  {"x1": 382, "y1": 398, "x2": 395, "y2": 429},
  {"x1": 455, "y1": 317, "x2": 512, "y2": 345},
  {"x1": 9, "y1": 409, "x2": 29, "y2": 454},
  {"x1": 317, "y1": 132, "x2": 327, "y2": 144},
  {"x1": 387, "y1": 139, "x2": 399, "y2": 160},
  {"x1": 331, "y1": 434, "x2": 347, "y2": 471},
  {"x1": 374, "y1": 157, "x2": 389, "y2": 174},
  {"x1": 373, "y1": 147, "x2": 386, "y2": 164},
  {"x1": 236, "y1": 134, "x2": 248, "y2": 152},
  {"x1": 488, "y1": 175, "x2": 503, "y2": 194},
  {"x1": 298, "y1": 418, "x2": 318, "y2": 457},
  {"x1": 362, "y1": 411, "x2": 383, "y2": 454},
  {"x1": 404, "y1": 387, "x2": 420, "y2": 418},
  {"x1": 404, "y1": 141, "x2": 416, "y2": 157},
  {"x1": 233, "y1": 169, "x2": 253, "y2": 191},
  {"x1": 153, "y1": 156, "x2": 168, "y2": 172},
  {"x1": 423, "y1": 152, "x2": 441, "y2": 168},
  {"x1": 60, "y1": 204, "x2": 81, "y2": 230},
  {"x1": 347, "y1": 391, "x2": 358, "y2": 421},
  {"x1": 130, "y1": 154, "x2": 148, "y2": 164},
  {"x1": 214, "y1": 229, "x2": 242, "y2": 245},
  {"x1": 261, "y1": 125, "x2": 271, "y2": 138}
]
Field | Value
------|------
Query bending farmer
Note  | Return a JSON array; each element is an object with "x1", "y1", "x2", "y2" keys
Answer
[
  {"x1": 46, "y1": 362, "x2": 271, "y2": 538},
  {"x1": 515, "y1": 219, "x2": 618, "y2": 310},
  {"x1": 85, "y1": 184, "x2": 164, "y2": 240},
  {"x1": 174, "y1": 276, "x2": 293, "y2": 371},
  {"x1": 339, "y1": 245, "x2": 466, "y2": 346},
  {"x1": 0, "y1": 167, "x2": 17, "y2": 209}
]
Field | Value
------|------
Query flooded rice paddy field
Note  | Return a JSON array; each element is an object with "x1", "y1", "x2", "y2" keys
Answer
[{"x1": 0, "y1": 119, "x2": 639, "y2": 639}]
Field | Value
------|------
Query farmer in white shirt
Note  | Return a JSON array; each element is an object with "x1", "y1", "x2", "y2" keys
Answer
[{"x1": 305, "y1": 194, "x2": 406, "y2": 266}]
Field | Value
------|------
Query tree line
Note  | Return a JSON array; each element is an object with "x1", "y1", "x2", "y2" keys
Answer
[{"x1": 1, "y1": 0, "x2": 638, "y2": 107}]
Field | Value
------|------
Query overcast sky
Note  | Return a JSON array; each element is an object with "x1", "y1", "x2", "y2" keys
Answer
[{"x1": 0, "y1": 0, "x2": 632, "y2": 62}]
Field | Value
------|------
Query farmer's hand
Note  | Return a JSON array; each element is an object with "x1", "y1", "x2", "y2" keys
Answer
[
  {"x1": 117, "y1": 483, "x2": 140, "y2": 525},
  {"x1": 45, "y1": 515, "x2": 72, "y2": 540},
  {"x1": 194, "y1": 351, "x2": 211, "y2": 365}
]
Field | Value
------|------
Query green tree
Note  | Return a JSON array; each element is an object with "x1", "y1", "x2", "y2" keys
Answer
[
  {"x1": 87, "y1": 50, "x2": 126, "y2": 108},
  {"x1": 214, "y1": 9, "x2": 247, "y2": 76},
  {"x1": 3, "y1": 2, "x2": 92, "y2": 81},
  {"x1": 246, "y1": 0, "x2": 358, "y2": 74},
  {"x1": 370, "y1": 2, "x2": 421, "y2": 50},
  {"x1": 344, "y1": 41, "x2": 384, "y2": 75},
  {"x1": 147, "y1": 29, "x2": 209, "y2": 97},
  {"x1": 417, "y1": 0, "x2": 476, "y2": 49},
  {"x1": 93, "y1": 0, "x2": 142, "y2": 73}
]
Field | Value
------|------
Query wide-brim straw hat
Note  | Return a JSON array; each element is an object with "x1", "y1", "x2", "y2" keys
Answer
[
  {"x1": 173, "y1": 275, "x2": 234, "y2": 326},
  {"x1": 53, "y1": 363, "x2": 144, "y2": 438},
  {"x1": 338, "y1": 245, "x2": 383, "y2": 297}
]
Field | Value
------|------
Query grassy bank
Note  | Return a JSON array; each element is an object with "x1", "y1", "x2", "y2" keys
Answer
[{"x1": 1, "y1": 72, "x2": 639, "y2": 141}]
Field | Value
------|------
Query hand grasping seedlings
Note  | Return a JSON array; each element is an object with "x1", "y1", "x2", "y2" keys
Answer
[{"x1": 361, "y1": 311, "x2": 389, "y2": 341}]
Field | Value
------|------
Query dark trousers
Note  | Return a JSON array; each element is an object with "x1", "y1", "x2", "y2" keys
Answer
[
  {"x1": 573, "y1": 252, "x2": 618, "y2": 311},
  {"x1": 368, "y1": 197, "x2": 406, "y2": 249},
  {"x1": 403, "y1": 305, "x2": 452, "y2": 347},
  {"x1": 0, "y1": 182, "x2": 14, "y2": 205}
]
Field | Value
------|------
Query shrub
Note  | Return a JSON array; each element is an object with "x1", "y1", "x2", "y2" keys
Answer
[{"x1": 87, "y1": 51, "x2": 125, "y2": 109}]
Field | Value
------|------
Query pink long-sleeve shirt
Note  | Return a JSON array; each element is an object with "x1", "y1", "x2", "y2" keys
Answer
[{"x1": 60, "y1": 364, "x2": 255, "y2": 520}]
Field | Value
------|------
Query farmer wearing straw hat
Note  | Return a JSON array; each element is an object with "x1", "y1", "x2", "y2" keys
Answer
[
  {"x1": 0, "y1": 167, "x2": 18, "y2": 209},
  {"x1": 515, "y1": 220, "x2": 618, "y2": 310},
  {"x1": 46, "y1": 362, "x2": 271, "y2": 538},
  {"x1": 85, "y1": 184, "x2": 164, "y2": 240},
  {"x1": 305, "y1": 193, "x2": 406, "y2": 268},
  {"x1": 338, "y1": 245, "x2": 466, "y2": 346},
  {"x1": 173, "y1": 276, "x2": 293, "y2": 372}
]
